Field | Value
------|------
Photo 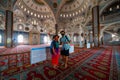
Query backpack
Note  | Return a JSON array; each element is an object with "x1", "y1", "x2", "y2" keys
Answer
[{"x1": 65, "y1": 35, "x2": 70, "y2": 43}]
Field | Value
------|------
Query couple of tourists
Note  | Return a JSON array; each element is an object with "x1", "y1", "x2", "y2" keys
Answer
[{"x1": 50, "y1": 31, "x2": 70, "y2": 69}]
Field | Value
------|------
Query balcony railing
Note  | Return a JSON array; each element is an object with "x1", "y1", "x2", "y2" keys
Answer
[{"x1": 100, "y1": 12, "x2": 120, "y2": 24}]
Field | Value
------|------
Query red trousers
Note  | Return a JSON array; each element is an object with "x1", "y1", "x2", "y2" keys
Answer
[{"x1": 52, "y1": 54, "x2": 60, "y2": 66}]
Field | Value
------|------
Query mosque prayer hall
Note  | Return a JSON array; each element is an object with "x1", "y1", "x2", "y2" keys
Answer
[{"x1": 0, "y1": 0, "x2": 120, "y2": 80}]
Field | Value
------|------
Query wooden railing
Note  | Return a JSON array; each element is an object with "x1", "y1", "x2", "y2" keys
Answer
[
  {"x1": 0, "y1": 47, "x2": 51, "y2": 72},
  {"x1": 0, "y1": 52, "x2": 30, "y2": 72}
]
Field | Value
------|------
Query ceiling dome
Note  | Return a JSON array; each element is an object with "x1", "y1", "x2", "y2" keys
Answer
[{"x1": 15, "y1": 0, "x2": 53, "y2": 20}]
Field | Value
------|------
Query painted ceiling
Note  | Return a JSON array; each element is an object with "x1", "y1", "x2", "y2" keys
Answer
[
  {"x1": 65, "y1": 0, "x2": 75, "y2": 4},
  {"x1": 33, "y1": 0, "x2": 45, "y2": 5},
  {"x1": 0, "y1": 0, "x2": 120, "y2": 36}
]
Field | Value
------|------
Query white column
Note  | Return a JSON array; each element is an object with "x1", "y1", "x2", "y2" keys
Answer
[
  {"x1": 70, "y1": 33, "x2": 74, "y2": 44},
  {"x1": 79, "y1": 35, "x2": 83, "y2": 48}
]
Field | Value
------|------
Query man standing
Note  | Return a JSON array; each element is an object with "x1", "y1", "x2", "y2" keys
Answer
[{"x1": 60, "y1": 31, "x2": 70, "y2": 68}]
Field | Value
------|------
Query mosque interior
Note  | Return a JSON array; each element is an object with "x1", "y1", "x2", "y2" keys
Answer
[{"x1": 0, "y1": 0, "x2": 120, "y2": 80}]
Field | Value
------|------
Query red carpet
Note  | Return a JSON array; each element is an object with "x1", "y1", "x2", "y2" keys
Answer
[{"x1": 0, "y1": 46, "x2": 120, "y2": 80}]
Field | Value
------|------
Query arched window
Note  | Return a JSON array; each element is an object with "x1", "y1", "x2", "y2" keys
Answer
[
  {"x1": 44, "y1": 36, "x2": 48, "y2": 43},
  {"x1": 18, "y1": 34, "x2": 23, "y2": 43},
  {"x1": 43, "y1": 35, "x2": 51, "y2": 44},
  {"x1": 0, "y1": 35, "x2": 2, "y2": 43}
]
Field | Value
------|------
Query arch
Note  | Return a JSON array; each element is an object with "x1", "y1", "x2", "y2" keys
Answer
[
  {"x1": 100, "y1": 0, "x2": 117, "y2": 16},
  {"x1": 84, "y1": 1, "x2": 116, "y2": 27},
  {"x1": 100, "y1": 21, "x2": 120, "y2": 38}
]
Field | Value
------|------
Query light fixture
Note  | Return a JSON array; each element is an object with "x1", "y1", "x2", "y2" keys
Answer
[
  {"x1": 117, "y1": 5, "x2": 119, "y2": 9},
  {"x1": 21, "y1": 5, "x2": 23, "y2": 8},
  {"x1": 34, "y1": 13, "x2": 36, "y2": 17},
  {"x1": 47, "y1": 15, "x2": 49, "y2": 18},
  {"x1": 60, "y1": 14, "x2": 62, "y2": 17},
  {"x1": 41, "y1": 15, "x2": 43, "y2": 18},
  {"x1": 19, "y1": 2, "x2": 21, "y2": 5},
  {"x1": 90, "y1": 31, "x2": 93, "y2": 34},
  {"x1": 73, "y1": 13, "x2": 75, "y2": 16},
  {"x1": 76, "y1": 12, "x2": 78, "y2": 15},
  {"x1": 32, "y1": 20, "x2": 38, "y2": 26},
  {"x1": 34, "y1": 20, "x2": 36, "y2": 25},
  {"x1": 38, "y1": 15, "x2": 40, "y2": 18},
  {"x1": 31, "y1": 12, "x2": 33, "y2": 15},
  {"x1": 44, "y1": 15, "x2": 46, "y2": 18},
  {"x1": 19, "y1": 19, "x2": 22, "y2": 22},
  {"x1": 66, "y1": 14, "x2": 68, "y2": 17},
  {"x1": 63, "y1": 14, "x2": 65, "y2": 17},
  {"x1": 112, "y1": 34, "x2": 115, "y2": 37},
  {"x1": 27, "y1": 10, "x2": 30, "y2": 14},
  {"x1": 24, "y1": 8, "x2": 26, "y2": 11},
  {"x1": 109, "y1": 8, "x2": 112, "y2": 11}
]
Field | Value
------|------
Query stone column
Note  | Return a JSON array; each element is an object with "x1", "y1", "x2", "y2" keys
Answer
[
  {"x1": 89, "y1": 30, "x2": 93, "y2": 48},
  {"x1": 84, "y1": 33, "x2": 87, "y2": 48},
  {"x1": 55, "y1": 24, "x2": 58, "y2": 35},
  {"x1": 5, "y1": 10, "x2": 13, "y2": 48},
  {"x1": 92, "y1": 6, "x2": 100, "y2": 47},
  {"x1": 69, "y1": 33, "x2": 74, "y2": 44},
  {"x1": 79, "y1": 35, "x2": 83, "y2": 48}
]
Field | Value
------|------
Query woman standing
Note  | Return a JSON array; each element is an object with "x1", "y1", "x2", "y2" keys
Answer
[{"x1": 50, "y1": 35, "x2": 60, "y2": 68}]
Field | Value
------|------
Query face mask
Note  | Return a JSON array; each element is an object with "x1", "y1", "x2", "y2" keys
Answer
[{"x1": 61, "y1": 33, "x2": 64, "y2": 36}]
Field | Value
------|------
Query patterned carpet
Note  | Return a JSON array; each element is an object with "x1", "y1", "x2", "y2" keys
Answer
[{"x1": 0, "y1": 46, "x2": 120, "y2": 80}]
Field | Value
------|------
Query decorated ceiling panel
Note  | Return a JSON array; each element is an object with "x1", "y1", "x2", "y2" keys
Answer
[
  {"x1": 102, "y1": 0, "x2": 120, "y2": 16},
  {"x1": 65, "y1": 0, "x2": 75, "y2": 4},
  {"x1": 33, "y1": 0, "x2": 45, "y2": 5},
  {"x1": 22, "y1": 0, "x2": 50, "y2": 12},
  {"x1": 44, "y1": 0, "x2": 64, "y2": 14},
  {"x1": 0, "y1": 0, "x2": 8, "y2": 7}
]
